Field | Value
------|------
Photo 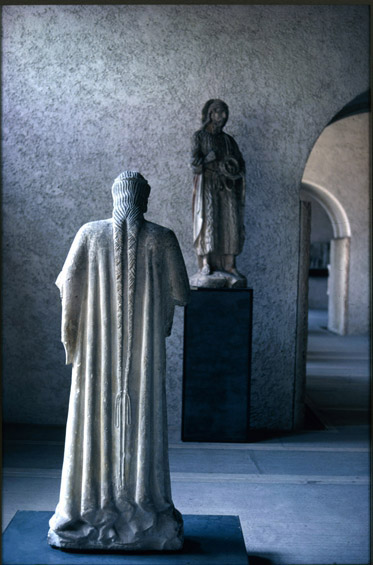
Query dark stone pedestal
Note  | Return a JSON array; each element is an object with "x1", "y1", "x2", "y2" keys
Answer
[
  {"x1": 2, "y1": 511, "x2": 248, "y2": 565},
  {"x1": 183, "y1": 289, "x2": 253, "y2": 442}
]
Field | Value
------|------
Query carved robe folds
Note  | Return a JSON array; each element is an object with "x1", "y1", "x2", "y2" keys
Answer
[{"x1": 48, "y1": 218, "x2": 189, "y2": 550}]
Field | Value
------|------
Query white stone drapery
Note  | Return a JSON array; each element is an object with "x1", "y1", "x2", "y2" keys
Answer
[{"x1": 48, "y1": 218, "x2": 189, "y2": 550}]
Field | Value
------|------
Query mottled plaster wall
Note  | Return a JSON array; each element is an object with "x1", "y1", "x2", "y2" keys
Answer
[
  {"x1": 2, "y1": 5, "x2": 369, "y2": 434},
  {"x1": 303, "y1": 113, "x2": 370, "y2": 335}
]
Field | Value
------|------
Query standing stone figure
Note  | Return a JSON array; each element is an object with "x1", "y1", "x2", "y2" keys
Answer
[
  {"x1": 190, "y1": 99, "x2": 247, "y2": 288},
  {"x1": 48, "y1": 171, "x2": 189, "y2": 551}
]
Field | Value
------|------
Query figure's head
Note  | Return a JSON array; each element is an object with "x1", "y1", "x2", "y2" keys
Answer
[
  {"x1": 201, "y1": 99, "x2": 229, "y2": 129},
  {"x1": 112, "y1": 171, "x2": 151, "y2": 220}
]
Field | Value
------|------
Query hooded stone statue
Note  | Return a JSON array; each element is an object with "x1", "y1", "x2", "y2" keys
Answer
[{"x1": 48, "y1": 171, "x2": 189, "y2": 551}]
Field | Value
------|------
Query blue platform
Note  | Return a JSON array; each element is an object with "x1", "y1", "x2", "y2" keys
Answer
[{"x1": 2, "y1": 511, "x2": 248, "y2": 565}]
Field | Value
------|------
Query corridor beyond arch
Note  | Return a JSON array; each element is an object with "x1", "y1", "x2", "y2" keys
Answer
[{"x1": 301, "y1": 181, "x2": 351, "y2": 335}]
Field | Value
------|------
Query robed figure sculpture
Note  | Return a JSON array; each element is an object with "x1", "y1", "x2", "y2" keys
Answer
[
  {"x1": 190, "y1": 99, "x2": 247, "y2": 288},
  {"x1": 48, "y1": 171, "x2": 189, "y2": 551}
]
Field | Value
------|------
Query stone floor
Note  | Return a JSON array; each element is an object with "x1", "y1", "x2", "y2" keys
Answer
[{"x1": 2, "y1": 310, "x2": 370, "y2": 564}]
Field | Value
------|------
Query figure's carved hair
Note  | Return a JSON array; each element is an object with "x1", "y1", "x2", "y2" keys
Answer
[
  {"x1": 201, "y1": 99, "x2": 229, "y2": 127},
  {"x1": 112, "y1": 171, "x2": 151, "y2": 218},
  {"x1": 112, "y1": 170, "x2": 152, "y2": 487}
]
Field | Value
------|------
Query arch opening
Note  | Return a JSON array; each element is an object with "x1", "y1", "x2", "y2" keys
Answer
[{"x1": 301, "y1": 181, "x2": 351, "y2": 239}]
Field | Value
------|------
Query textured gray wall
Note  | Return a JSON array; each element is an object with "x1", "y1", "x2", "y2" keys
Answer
[
  {"x1": 3, "y1": 5, "x2": 369, "y2": 435},
  {"x1": 303, "y1": 113, "x2": 370, "y2": 335}
]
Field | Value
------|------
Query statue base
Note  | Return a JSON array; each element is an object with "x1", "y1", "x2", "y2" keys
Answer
[
  {"x1": 183, "y1": 288, "x2": 253, "y2": 442},
  {"x1": 3, "y1": 511, "x2": 248, "y2": 564},
  {"x1": 189, "y1": 270, "x2": 247, "y2": 289},
  {"x1": 47, "y1": 519, "x2": 183, "y2": 551}
]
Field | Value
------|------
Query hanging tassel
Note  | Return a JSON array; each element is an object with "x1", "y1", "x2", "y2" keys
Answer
[
  {"x1": 115, "y1": 392, "x2": 122, "y2": 429},
  {"x1": 125, "y1": 391, "x2": 132, "y2": 426}
]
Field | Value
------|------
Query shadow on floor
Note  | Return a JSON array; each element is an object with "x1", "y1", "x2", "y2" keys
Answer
[
  {"x1": 240, "y1": 404, "x2": 326, "y2": 443},
  {"x1": 247, "y1": 554, "x2": 275, "y2": 564}
]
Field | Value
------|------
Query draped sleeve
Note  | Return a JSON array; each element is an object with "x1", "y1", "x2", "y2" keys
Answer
[
  {"x1": 191, "y1": 131, "x2": 204, "y2": 174},
  {"x1": 163, "y1": 229, "x2": 190, "y2": 336},
  {"x1": 56, "y1": 225, "x2": 88, "y2": 365}
]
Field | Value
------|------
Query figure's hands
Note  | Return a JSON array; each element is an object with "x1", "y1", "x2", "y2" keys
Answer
[{"x1": 204, "y1": 150, "x2": 216, "y2": 164}]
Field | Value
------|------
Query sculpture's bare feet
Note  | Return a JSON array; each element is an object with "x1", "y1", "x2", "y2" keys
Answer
[
  {"x1": 201, "y1": 264, "x2": 211, "y2": 275},
  {"x1": 226, "y1": 267, "x2": 240, "y2": 277},
  {"x1": 223, "y1": 255, "x2": 241, "y2": 277}
]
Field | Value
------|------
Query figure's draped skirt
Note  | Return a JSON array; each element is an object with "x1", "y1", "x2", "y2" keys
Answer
[
  {"x1": 193, "y1": 171, "x2": 245, "y2": 257},
  {"x1": 48, "y1": 220, "x2": 187, "y2": 550}
]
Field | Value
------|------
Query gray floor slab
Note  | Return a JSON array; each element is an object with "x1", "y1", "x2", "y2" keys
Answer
[
  {"x1": 169, "y1": 448, "x2": 259, "y2": 474},
  {"x1": 172, "y1": 481, "x2": 370, "y2": 565},
  {"x1": 3, "y1": 476, "x2": 369, "y2": 564},
  {"x1": 2, "y1": 476, "x2": 60, "y2": 532},
  {"x1": 306, "y1": 363, "x2": 369, "y2": 378},
  {"x1": 2, "y1": 511, "x2": 248, "y2": 565},
  {"x1": 307, "y1": 310, "x2": 369, "y2": 351},
  {"x1": 270, "y1": 428, "x2": 369, "y2": 449},
  {"x1": 3, "y1": 441, "x2": 369, "y2": 477},
  {"x1": 2, "y1": 310, "x2": 370, "y2": 565},
  {"x1": 246, "y1": 449, "x2": 369, "y2": 477}
]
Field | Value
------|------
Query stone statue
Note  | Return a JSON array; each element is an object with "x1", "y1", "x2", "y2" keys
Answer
[
  {"x1": 189, "y1": 99, "x2": 247, "y2": 288},
  {"x1": 48, "y1": 171, "x2": 189, "y2": 551}
]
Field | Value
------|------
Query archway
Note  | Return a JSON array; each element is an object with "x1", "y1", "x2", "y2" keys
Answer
[{"x1": 300, "y1": 181, "x2": 351, "y2": 335}]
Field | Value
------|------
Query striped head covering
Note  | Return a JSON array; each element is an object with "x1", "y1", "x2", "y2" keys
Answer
[{"x1": 112, "y1": 171, "x2": 151, "y2": 229}]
